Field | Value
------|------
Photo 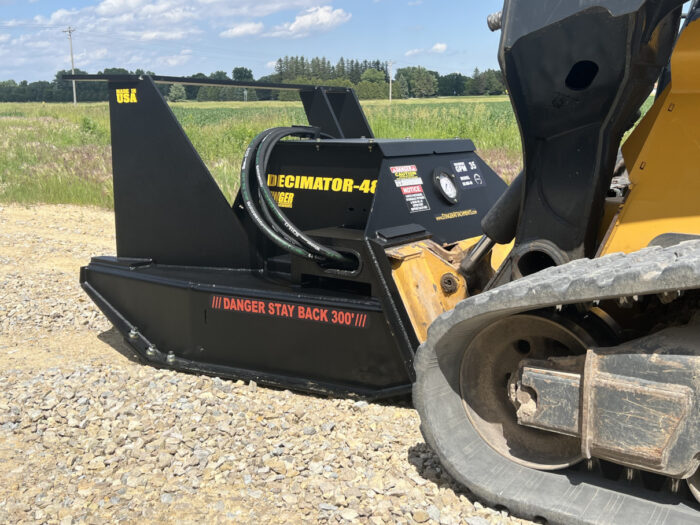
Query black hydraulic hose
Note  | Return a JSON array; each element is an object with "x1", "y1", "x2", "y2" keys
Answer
[
  {"x1": 254, "y1": 127, "x2": 353, "y2": 265},
  {"x1": 257, "y1": 187, "x2": 299, "y2": 246},
  {"x1": 240, "y1": 126, "x2": 353, "y2": 266},
  {"x1": 255, "y1": 127, "x2": 327, "y2": 251},
  {"x1": 257, "y1": 130, "x2": 353, "y2": 265},
  {"x1": 239, "y1": 129, "x2": 318, "y2": 260}
]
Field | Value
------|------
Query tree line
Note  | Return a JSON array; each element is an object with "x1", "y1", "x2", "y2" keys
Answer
[
  {"x1": 0, "y1": 68, "x2": 171, "y2": 103},
  {"x1": 0, "y1": 56, "x2": 506, "y2": 103}
]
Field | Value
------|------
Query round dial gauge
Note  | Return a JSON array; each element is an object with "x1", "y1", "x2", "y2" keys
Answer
[
  {"x1": 433, "y1": 170, "x2": 459, "y2": 204},
  {"x1": 439, "y1": 174, "x2": 458, "y2": 199}
]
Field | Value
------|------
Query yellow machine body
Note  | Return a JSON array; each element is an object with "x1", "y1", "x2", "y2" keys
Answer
[
  {"x1": 600, "y1": 21, "x2": 700, "y2": 256},
  {"x1": 387, "y1": 238, "x2": 511, "y2": 342}
]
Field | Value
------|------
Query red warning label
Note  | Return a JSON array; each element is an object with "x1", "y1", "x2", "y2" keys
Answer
[
  {"x1": 390, "y1": 165, "x2": 417, "y2": 175},
  {"x1": 210, "y1": 295, "x2": 370, "y2": 328},
  {"x1": 401, "y1": 185, "x2": 424, "y2": 195}
]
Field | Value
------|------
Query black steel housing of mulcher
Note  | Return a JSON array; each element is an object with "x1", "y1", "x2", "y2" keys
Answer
[{"x1": 67, "y1": 74, "x2": 507, "y2": 398}]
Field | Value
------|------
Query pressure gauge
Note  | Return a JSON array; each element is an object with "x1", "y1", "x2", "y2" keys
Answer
[{"x1": 433, "y1": 169, "x2": 459, "y2": 204}]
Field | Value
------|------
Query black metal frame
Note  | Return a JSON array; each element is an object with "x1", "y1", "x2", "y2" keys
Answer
[
  {"x1": 64, "y1": 73, "x2": 353, "y2": 92},
  {"x1": 63, "y1": 74, "x2": 374, "y2": 139}
]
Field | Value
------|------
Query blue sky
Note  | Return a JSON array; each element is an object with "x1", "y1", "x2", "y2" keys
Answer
[{"x1": 0, "y1": 1, "x2": 505, "y2": 82}]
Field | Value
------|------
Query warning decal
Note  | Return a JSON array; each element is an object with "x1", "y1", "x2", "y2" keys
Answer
[
  {"x1": 394, "y1": 177, "x2": 424, "y2": 188},
  {"x1": 390, "y1": 165, "x2": 419, "y2": 180},
  {"x1": 401, "y1": 185, "x2": 423, "y2": 195},
  {"x1": 210, "y1": 295, "x2": 370, "y2": 328},
  {"x1": 390, "y1": 165, "x2": 429, "y2": 213},
  {"x1": 403, "y1": 186, "x2": 430, "y2": 214}
]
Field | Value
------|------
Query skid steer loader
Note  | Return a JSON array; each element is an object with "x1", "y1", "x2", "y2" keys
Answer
[{"x1": 68, "y1": 0, "x2": 700, "y2": 522}]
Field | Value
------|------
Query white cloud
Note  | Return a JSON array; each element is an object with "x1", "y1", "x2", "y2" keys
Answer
[
  {"x1": 95, "y1": 0, "x2": 149, "y2": 17},
  {"x1": 266, "y1": 6, "x2": 351, "y2": 38},
  {"x1": 195, "y1": 0, "x2": 317, "y2": 18},
  {"x1": 1, "y1": 0, "x2": 349, "y2": 81},
  {"x1": 26, "y1": 40, "x2": 53, "y2": 49},
  {"x1": 406, "y1": 42, "x2": 447, "y2": 57},
  {"x1": 74, "y1": 47, "x2": 110, "y2": 68},
  {"x1": 140, "y1": 30, "x2": 193, "y2": 40},
  {"x1": 39, "y1": 8, "x2": 80, "y2": 25},
  {"x1": 158, "y1": 48, "x2": 193, "y2": 67},
  {"x1": 266, "y1": 60, "x2": 278, "y2": 68},
  {"x1": 91, "y1": 48, "x2": 109, "y2": 60},
  {"x1": 220, "y1": 22, "x2": 264, "y2": 38}
]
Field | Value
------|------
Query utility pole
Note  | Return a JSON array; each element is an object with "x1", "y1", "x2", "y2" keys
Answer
[
  {"x1": 388, "y1": 60, "x2": 394, "y2": 103},
  {"x1": 63, "y1": 26, "x2": 77, "y2": 105}
]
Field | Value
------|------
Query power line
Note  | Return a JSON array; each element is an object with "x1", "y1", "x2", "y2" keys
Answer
[{"x1": 63, "y1": 26, "x2": 77, "y2": 104}]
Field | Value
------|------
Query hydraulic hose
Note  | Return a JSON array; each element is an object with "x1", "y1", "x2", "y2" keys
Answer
[
  {"x1": 240, "y1": 126, "x2": 354, "y2": 267},
  {"x1": 254, "y1": 127, "x2": 353, "y2": 265},
  {"x1": 257, "y1": 187, "x2": 299, "y2": 246},
  {"x1": 239, "y1": 129, "x2": 318, "y2": 260}
]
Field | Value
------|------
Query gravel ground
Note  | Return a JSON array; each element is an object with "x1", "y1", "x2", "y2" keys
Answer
[{"x1": 0, "y1": 204, "x2": 531, "y2": 525}]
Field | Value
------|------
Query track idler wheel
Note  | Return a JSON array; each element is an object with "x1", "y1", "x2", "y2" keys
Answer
[
  {"x1": 458, "y1": 313, "x2": 592, "y2": 469},
  {"x1": 414, "y1": 310, "x2": 619, "y2": 521}
]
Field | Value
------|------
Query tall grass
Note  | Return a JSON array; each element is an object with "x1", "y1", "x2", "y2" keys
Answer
[
  {"x1": 0, "y1": 104, "x2": 112, "y2": 207},
  {"x1": 0, "y1": 97, "x2": 526, "y2": 208}
]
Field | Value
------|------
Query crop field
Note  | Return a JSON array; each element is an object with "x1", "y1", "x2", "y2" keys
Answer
[
  {"x1": 0, "y1": 96, "x2": 522, "y2": 208},
  {"x1": 0, "y1": 94, "x2": 655, "y2": 209}
]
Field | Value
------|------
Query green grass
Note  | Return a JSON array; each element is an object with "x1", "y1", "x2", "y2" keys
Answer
[
  {"x1": 0, "y1": 96, "x2": 568, "y2": 207},
  {"x1": 0, "y1": 104, "x2": 113, "y2": 207}
]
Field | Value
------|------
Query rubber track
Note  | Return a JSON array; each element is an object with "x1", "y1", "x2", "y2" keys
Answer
[{"x1": 414, "y1": 241, "x2": 700, "y2": 525}]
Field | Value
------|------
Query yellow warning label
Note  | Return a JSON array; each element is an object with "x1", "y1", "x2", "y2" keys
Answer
[
  {"x1": 390, "y1": 165, "x2": 419, "y2": 179},
  {"x1": 435, "y1": 209, "x2": 477, "y2": 221},
  {"x1": 267, "y1": 174, "x2": 376, "y2": 194},
  {"x1": 116, "y1": 88, "x2": 138, "y2": 104}
]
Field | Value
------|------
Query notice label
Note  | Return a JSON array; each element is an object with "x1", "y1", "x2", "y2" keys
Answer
[
  {"x1": 401, "y1": 185, "x2": 424, "y2": 195},
  {"x1": 403, "y1": 186, "x2": 430, "y2": 214}
]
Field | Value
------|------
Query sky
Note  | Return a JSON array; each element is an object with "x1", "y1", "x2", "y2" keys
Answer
[{"x1": 0, "y1": 0, "x2": 506, "y2": 82}]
